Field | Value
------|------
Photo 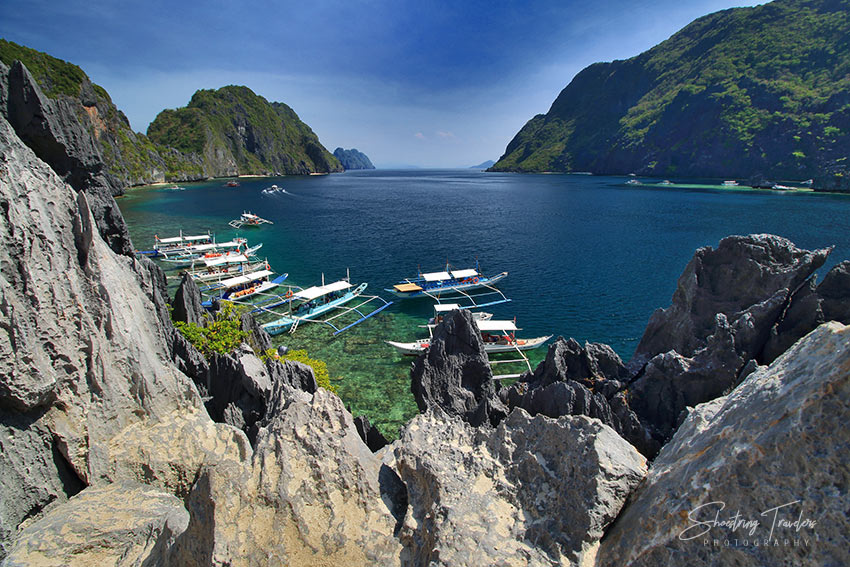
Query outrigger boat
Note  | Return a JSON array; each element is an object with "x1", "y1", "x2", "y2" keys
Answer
[
  {"x1": 228, "y1": 211, "x2": 274, "y2": 228},
  {"x1": 257, "y1": 272, "x2": 393, "y2": 336},
  {"x1": 200, "y1": 266, "x2": 288, "y2": 307},
  {"x1": 386, "y1": 314, "x2": 551, "y2": 378},
  {"x1": 387, "y1": 320, "x2": 550, "y2": 356},
  {"x1": 185, "y1": 254, "x2": 269, "y2": 284},
  {"x1": 386, "y1": 262, "x2": 510, "y2": 308},
  {"x1": 137, "y1": 231, "x2": 213, "y2": 257},
  {"x1": 159, "y1": 241, "x2": 262, "y2": 267}
]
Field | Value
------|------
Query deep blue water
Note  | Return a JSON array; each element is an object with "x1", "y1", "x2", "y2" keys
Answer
[{"x1": 118, "y1": 170, "x2": 850, "y2": 436}]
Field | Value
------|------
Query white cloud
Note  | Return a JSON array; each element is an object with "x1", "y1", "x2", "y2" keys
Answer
[{"x1": 414, "y1": 132, "x2": 426, "y2": 140}]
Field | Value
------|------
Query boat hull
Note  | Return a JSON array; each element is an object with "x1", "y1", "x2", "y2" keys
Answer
[{"x1": 386, "y1": 335, "x2": 552, "y2": 356}]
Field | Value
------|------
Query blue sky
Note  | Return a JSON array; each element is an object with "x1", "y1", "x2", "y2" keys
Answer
[{"x1": 1, "y1": 0, "x2": 763, "y2": 167}]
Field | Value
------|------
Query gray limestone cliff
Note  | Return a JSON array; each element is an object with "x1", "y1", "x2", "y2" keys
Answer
[{"x1": 597, "y1": 321, "x2": 850, "y2": 567}]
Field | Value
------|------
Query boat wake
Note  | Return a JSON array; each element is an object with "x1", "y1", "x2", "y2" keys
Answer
[{"x1": 262, "y1": 185, "x2": 290, "y2": 196}]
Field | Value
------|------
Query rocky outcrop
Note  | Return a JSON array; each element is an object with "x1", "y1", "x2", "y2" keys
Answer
[
  {"x1": 598, "y1": 322, "x2": 850, "y2": 566},
  {"x1": 394, "y1": 408, "x2": 647, "y2": 566},
  {"x1": 632, "y1": 234, "x2": 830, "y2": 366},
  {"x1": 3, "y1": 483, "x2": 189, "y2": 566},
  {"x1": 619, "y1": 235, "x2": 834, "y2": 452},
  {"x1": 333, "y1": 147, "x2": 376, "y2": 170},
  {"x1": 762, "y1": 260, "x2": 850, "y2": 362},
  {"x1": 147, "y1": 86, "x2": 344, "y2": 177},
  {"x1": 410, "y1": 309, "x2": 508, "y2": 427},
  {"x1": 354, "y1": 415, "x2": 389, "y2": 452},
  {"x1": 0, "y1": 112, "x2": 239, "y2": 557},
  {"x1": 171, "y1": 272, "x2": 205, "y2": 326},
  {"x1": 1, "y1": 60, "x2": 133, "y2": 255},
  {"x1": 166, "y1": 387, "x2": 403, "y2": 566},
  {"x1": 500, "y1": 338, "x2": 656, "y2": 455}
]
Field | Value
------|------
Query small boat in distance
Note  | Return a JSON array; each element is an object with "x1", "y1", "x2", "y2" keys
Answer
[
  {"x1": 225, "y1": 180, "x2": 240, "y2": 187},
  {"x1": 625, "y1": 179, "x2": 642, "y2": 185},
  {"x1": 659, "y1": 180, "x2": 673, "y2": 186},
  {"x1": 262, "y1": 185, "x2": 288, "y2": 195},
  {"x1": 722, "y1": 180, "x2": 739, "y2": 187},
  {"x1": 229, "y1": 211, "x2": 274, "y2": 228}
]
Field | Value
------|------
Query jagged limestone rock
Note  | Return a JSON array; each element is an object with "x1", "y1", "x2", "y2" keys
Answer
[
  {"x1": 410, "y1": 309, "x2": 508, "y2": 427},
  {"x1": 500, "y1": 338, "x2": 650, "y2": 450},
  {"x1": 632, "y1": 234, "x2": 830, "y2": 367},
  {"x1": 0, "y1": 113, "x2": 217, "y2": 556},
  {"x1": 3, "y1": 61, "x2": 132, "y2": 255},
  {"x1": 167, "y1": 387, "x2": 403, "y2": 566},
  {"x1": 597, "y1": 322, "x2": 850, "y2": 567},
  {"x1": 3, "y1": 482, "x2": 188, "y2": 567},
  {"x1": 172, "y1": 272, "x2": 205, "y2": 326},
  {"x1": 394, "y1": 408, "x2": 646, "y2": 566}
]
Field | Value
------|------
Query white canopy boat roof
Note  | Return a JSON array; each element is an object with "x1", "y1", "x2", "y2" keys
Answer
[
  {"x1": 218, "y1": 269, "x2": 274, "y2": 290},
  {"x1": 295, "y1": 280, "x2": 353, "y2": 301},
  {"x1": 422, "y1": 271, "x2": 452, "y2": 282},
  {"x1": 433, "y1": 303, "x2": 462, "y2": 312},
  {"x1": 156, "y1": 233, "x2": 210, "y2": 244},
  {"x1": 476, "y1": 320, "x2": 519, "y2": 332},
  {"x1": 204, "y1": 254, "x2": 249, "y2": 267},
  {"x1": 450, "y1": 268, "x2": 479, "y2": 278}
]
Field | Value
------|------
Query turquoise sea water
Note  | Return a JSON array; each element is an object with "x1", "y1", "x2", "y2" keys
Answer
[{"x1": 118, "y1": 170, "x2": 850, "y2": 437}]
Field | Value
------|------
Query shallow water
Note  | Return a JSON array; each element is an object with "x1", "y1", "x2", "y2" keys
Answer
[{"x1": 118, "y1": 170, "x2": 850, "y2": 437}]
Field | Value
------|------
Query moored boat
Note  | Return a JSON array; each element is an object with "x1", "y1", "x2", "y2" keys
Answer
[
  {"x1": 185, "y1": 254, "x2": 269, "y2": 283},
  {"x1": 386, "y1": 264, "x2": 508, "y2": 301},
  {"x1": 426, "y1": 303, "x2": 492, "y2": 325},
  {"x1": 136, "y1": 231, "x2": 213, "y2": 257},
  {"x1": 158, "y1": 241, "x2": 260, "y2": 267},
  {"x1": 259, "y1": 273, "x2": 393, "y2": 336},
  {"x1": 200, "y1": 266, "x2": 288, "y2": 307},
  {"x1": 229, "y1": 211, "x2": 274, "y2": 228},
  {"x1": 386, "y1": 318, "x2": 551, "y2": 356}
]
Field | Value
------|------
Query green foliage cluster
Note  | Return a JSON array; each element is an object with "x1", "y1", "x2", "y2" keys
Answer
[
  {"x1": 0, "y1": 39, "x2": 93, "y2": 99},
  {"x1": 173, "y1": 302, "x2": 248, "y2": 357},
  {"x1": 262, "y1": 348, "x2": 339, "y2": 394},
  {"x1": 147, "y1": 85, "x2": 343, "y2": 176},
  {"x1": 491, "y1": 0, "x2": 850, "y2": 179}
]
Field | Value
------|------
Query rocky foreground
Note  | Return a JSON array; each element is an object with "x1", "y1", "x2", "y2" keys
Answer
[{"x1": 2, "y1": 59, "x2": 850, "y2": 565}]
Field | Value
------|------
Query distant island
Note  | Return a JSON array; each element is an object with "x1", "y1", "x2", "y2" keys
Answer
[
  {"x1": 333, "y1": 147, "x2": 375, "y2": 170},
  {"x1": 0, "y1": 39, "x2": 342, "y2": 190},
  {"x1": 469, "y1": 160, "x2": 495, "y2": 169},
  {"x1": 490, "y1": 0, "x2": 850, "y2": 191}
]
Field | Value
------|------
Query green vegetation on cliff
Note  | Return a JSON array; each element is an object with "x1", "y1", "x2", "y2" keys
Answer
[
  {"x1": 0, "y1": 39, "x2": 194, "y2": 189},
  {"x1": 2, "y1": 40, "x2": 343, "y2": 187},
  {"x1": 147, "y1": 86, "x2": 343, "y2": 176},
  {"x1": 0, "y1": 39, "x2": 101, "y2": 100},
  {"x1": 492, "y1": 0, "x2": 850, "y2": 183}
]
